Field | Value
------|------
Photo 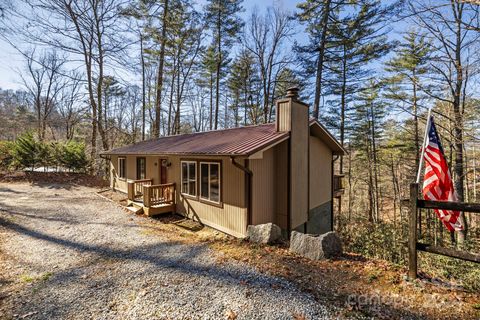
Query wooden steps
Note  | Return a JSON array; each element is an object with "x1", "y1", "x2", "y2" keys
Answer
[
  {"x1": 144, "y1": 203, "x2": 175, "y2": 217},
  {"x1": 126, "y1": 201, "x2": 144, "y2": 214},
  {"x1": 126, "y1": 200, "x2": 174, "y2": 217}
]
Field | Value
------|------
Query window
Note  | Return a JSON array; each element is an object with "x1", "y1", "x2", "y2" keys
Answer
[
  {"x1": 118, "y1": 157, "x2": 126, "y2": 179},
  {"x1": 181, "y1": 161, "x2": 196, "y2": 196},
  {"x1": 200, "y1": 162, "x2": 220, "y2": 203},
  {"x1": 136, "y1": 157, "x2": 146, "y2": 179}
]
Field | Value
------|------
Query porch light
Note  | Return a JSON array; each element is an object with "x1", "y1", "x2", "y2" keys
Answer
[{"x1": 161, "y1": 159, "x2": 171, "y2": 168}]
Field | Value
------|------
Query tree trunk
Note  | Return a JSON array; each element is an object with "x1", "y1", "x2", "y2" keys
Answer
[
  {"x1": 214, "y1": 8, "x2": 222, "y2": 130},
  {"x1": 312, "y1": 0, "x2": 331, "y2": 120},
  {"x1": 153, "y1": 0, "x2": 169, "y2": 138},
  {"x1": 140, "y1": 32, "x2": 146, "y2": 141},
  {"x1": 453, "y1": 6, "x2": 467, "y2": 242},
  {"x1": 340, "y1": 45, "x2": 347, "y2": 174},
  {"x1": 413, "y1": 69, "x2": 420, "y2": 171},
  {"x1": 209, "y1": 72, "x2": 214, "y2": 130}
]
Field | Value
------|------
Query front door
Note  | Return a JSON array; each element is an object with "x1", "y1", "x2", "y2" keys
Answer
[
  {"x1": 160, "y1": 158, "x2": 167, "y2": 184},
  {"x1": 136, "y1": 157, "x2": 146, "y2": 180}
]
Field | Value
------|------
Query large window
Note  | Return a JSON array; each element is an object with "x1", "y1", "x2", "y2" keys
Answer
[
  {"x1": 136, "y1": 157, "x2": 146, "y2": 179},
  {"x1": 118, "y1": 157, "x2": 126, "y2": 179},
  {"x1": 200, "y1": 162, "x2": 220, "y2": 203},
  {"x1": 181, "y1": 161, "x2": 197, "y2": 196}
]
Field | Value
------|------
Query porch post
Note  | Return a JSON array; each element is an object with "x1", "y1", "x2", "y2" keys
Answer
[
  {"x1": 143, "y1": 185, "x2": 151, "y2": 207},
  {"x1": 127, "y1": 181, "x2": 134, "y2": 201}
]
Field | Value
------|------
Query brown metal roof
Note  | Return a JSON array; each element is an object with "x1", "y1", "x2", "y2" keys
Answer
[{"x1": 102, "y1": 123, "x2": 290, "y2": 156}]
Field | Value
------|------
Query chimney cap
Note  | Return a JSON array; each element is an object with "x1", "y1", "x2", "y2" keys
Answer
[{"x1": 286, "y1": 86, "x2": 299, "y2": 99}]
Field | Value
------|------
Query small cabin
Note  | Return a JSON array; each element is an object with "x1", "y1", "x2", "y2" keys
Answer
[{"x1": 102, "y1": 88, "x2": 345, "y2": 238}]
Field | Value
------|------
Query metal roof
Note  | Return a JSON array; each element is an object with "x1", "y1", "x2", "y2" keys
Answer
[
  {"x1": 102, "y1": 120, "x2": 345, "y2": 157},
  {"x1": 102, "y1": 123, "x2": 290, "y2": 156}
]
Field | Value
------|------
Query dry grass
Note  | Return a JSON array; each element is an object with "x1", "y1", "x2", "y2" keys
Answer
[
  {"x1": 102, "y1": 189, "x2": 480, "y2": 319},
  {"x1": 138, "y1": 214, "x2": 480, "y2": 319},
  {"x1": 0, "y1": 171, "x2": 107, "y2": 188}
]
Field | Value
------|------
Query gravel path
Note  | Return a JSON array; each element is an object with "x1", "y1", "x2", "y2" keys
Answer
[{"x1": 0, "y1": 182, "x2": 332, "y2": 320}]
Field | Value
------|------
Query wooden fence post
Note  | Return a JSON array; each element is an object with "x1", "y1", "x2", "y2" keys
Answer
[{"x1": 409, "y1": 183, "x2": 419, "y2": 279}]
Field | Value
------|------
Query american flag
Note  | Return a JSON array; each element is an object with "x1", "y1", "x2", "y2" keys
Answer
[{"x1": 422, "y1": 115, "x2": 463, "y2": 231}]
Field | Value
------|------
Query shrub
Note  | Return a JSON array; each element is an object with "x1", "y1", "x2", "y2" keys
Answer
[
  {"x1": 12, "y1": 132, "x2": 39, "y2": 170},
  {"x1": 60, "y1": 141, "x2": 89, "y2": 173},
  {"x1": 339, "y1": 218, "x2": 480, "y2": 292},
  {"x1": 9, "y1": 133, "x2": 89, "y2": 173},
  {"x1": 0, "y1": 141, "x2": 15, "y2": 170}
]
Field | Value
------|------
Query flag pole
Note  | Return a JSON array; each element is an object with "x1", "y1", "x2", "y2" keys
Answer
[{"x1": 416, "y1": 108, "x2": 433, "y2": 184}]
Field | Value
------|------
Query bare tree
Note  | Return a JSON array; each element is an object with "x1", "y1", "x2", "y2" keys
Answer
[
  {"x1": 4, "y1": 0, "x2": 130, "y2": 171},
  {"x1": 56, "y1": 72, "x2": 87, "y2": 140},
  {"x1": 245, "y1": 5, "x2": 293, "y2": 123},
  {"x1": 408, "y1": 0, "x2": 480, "y2": 242},
  {"x1": 20, "y1": 49, "x2": 66, "y2": 141}
]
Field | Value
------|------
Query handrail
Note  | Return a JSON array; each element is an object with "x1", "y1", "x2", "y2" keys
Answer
[
  {"x1": 143, "y1": 183, "x2": 176, "y2": 207},
  {"x1": 408, "y1": 183, "x2": 479, "y2": 280},
  {"x1": 417, "y1": 199, "x2": 480, "y2": 213},
  {"x1": 129, "y1": 178, "x2": 152, "y2": 183},
  {"x1": 127, "y1": 179, "x2": 153, "y2": 201}
]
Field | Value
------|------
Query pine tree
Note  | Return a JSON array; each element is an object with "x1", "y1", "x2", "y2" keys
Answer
[
  {"x1": 296, "y1": 0, "x2": 354, "y2": 120},
  {"x1": 199, "y1": 45, "x2": 218, "y2": 130},
  {"x1": 385, "y1": 31, "x2": 431, "y2": 172},
  {"x1": 227, "y1": 49, "x2": 258, "y2": 126},
  {"x1": 204, "y1": 0, "x2": 244, "y2": 130},
  {"x1": 12, "y1": 132, "x2": 39, "y2": 171},
  {"x1": 323, "y1": 0, "x2": 394, "y2": 176},
  {"x1": 351, "y1": 80, "x2": 386, "y2": 222}
]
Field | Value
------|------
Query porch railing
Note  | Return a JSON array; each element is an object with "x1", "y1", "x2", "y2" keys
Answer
[
  {"x1": 143, "y1": 183, "x2": 176, "y2": 207},
  {"x1": 127, "y1": 179, "x2": 153, "y2": 202}
]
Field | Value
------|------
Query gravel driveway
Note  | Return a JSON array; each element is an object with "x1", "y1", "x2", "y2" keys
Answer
[{"x1": 0, "y1": 182, "x2": 332, "y2": 320}]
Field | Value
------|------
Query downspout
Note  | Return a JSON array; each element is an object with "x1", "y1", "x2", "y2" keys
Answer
[
  {"x1": 287, "y1": 139, "x2": 291, "y2": 237},
  {"x1": 230, "y1": 157, "x2": 253, "y2": 229},
  {"x1": 331, "y1": 154, "x2": 340, "y2": 231}
]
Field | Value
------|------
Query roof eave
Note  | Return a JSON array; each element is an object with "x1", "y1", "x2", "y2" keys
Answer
[{"x1": 309, "y1": 120, "x2": 347, "y2": 155}]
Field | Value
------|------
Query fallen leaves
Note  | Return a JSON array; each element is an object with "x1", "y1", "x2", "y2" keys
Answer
[{"x1": 224, "y1": 309, "x2": 237, "y2": 320}]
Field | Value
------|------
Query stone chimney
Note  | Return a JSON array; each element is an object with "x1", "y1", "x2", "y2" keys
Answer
[{"x1": 275, "y1": 87, "x2": 309, "y2": 233}]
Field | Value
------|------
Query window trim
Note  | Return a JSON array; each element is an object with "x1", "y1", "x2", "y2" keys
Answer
[
  {"x1": 179, "y1": 158, "x2": 223, "y2": 207},
  {"x1": 136, "y1": 157, "x2": 146, "y2": 180},
  {"x1": 118, "y1": 157, "x2": 126, "y2": 180},
  {"x1": 199, "y1": 161, "x2": 221, "y2": 205},
  {"x1": 180, "y1": 160, "x2": 197, "y2": 198}
]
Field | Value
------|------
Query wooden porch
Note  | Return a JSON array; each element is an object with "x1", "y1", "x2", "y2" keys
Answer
[{"x1": 127, "y1": 179, "x2": 176, "y2": 216}]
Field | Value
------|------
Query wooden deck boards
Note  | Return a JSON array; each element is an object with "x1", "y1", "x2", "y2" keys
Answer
[{"x1": 127, "y1": 199, "x2": 175, "y2": 217}]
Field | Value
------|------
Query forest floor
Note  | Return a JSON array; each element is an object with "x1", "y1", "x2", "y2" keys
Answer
[{"x1": 0, "y1": 177, "x2": 479, "y2": 319}]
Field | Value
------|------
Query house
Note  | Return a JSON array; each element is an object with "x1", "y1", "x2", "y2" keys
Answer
[{"x1": 102, "y1": 87, "x2": 345, "y2": 238}]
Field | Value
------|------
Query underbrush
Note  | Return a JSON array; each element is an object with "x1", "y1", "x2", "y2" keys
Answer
[
  {"x1": 339, "y1": 218, "x2": 480, "y2": 292},
  {"x1": 0, "y1": 171, "x2": 107, "y2": 188}
]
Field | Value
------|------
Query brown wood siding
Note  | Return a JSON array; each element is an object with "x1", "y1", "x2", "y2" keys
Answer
[
  {"x1": 110, "y1": 155, "x2": 159, "y2": 193},
  {"x1": 277, "y1": 101, "x2": 291, "y2": 131},
  {"x1": 168, "y1": 155, "x2": 247, "y2": 237},
  {"x1": 309, "y1": 136, "x2": 332, "y2": 209},
  {"x1": 250, "y1": 147, "x2": 276, "y2": 225},
  {"x1": 110, "y1": 154, "x2": 247, "y2": 237},
  {"x1": 290, "y1": 100, "x2": 309, "y2": 229},
  {"x1": 110, "y1": 155, "x2": 129, "y2": 192}
]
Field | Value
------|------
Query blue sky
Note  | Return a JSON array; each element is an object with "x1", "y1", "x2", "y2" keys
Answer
[
  {"x1": 0, "y1": 0, "x2": 400, "y2": 91},
  {"x1": 0, "y1": 0, "x2": 298, "y2": 91}
]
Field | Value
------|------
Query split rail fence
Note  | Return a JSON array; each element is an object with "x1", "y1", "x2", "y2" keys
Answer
[{"x1": 408, "y1": 183, "x2": 480, "y2": 279}]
